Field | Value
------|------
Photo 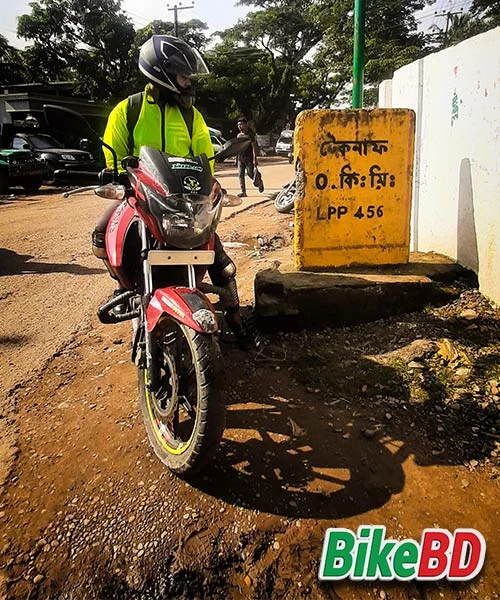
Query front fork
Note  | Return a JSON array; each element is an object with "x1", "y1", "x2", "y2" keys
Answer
[
  {"x1": 138, "y1": 220, "x2": 198, "y2": 395},
  {"x1": 137, "y1": 220, "x2": 161, "y2": 393}
]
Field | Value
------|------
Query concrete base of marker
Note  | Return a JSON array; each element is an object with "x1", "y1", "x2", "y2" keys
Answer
[{"x1": 254, "y1": 252, "x2": 475, "y2": 330}]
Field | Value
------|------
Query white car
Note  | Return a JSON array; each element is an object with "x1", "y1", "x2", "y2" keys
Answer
[
  {"x1": 210, "y1": 134, "x2": 228, "y2": 162},
  {"x1": 275, "y1": 129, "x2": 294, "y2": 161}
]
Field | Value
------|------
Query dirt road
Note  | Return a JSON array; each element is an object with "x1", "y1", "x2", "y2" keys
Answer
[{"x1": 0, "y1": 160, "x2": 499, "y2": 600}]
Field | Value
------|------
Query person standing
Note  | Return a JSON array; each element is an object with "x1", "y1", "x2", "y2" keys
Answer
[{"x1": 235, "y1": 117, "x2": 264, "y2": 197}]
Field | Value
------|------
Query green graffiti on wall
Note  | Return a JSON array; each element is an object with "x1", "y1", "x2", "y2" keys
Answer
[{"x1": 451, "y1": 90, "x2": 459, "y2": 126}]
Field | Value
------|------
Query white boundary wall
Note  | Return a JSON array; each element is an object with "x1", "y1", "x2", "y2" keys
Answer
[{"x1": 379, "y1": 27, "x2": 500, "y2": 305}]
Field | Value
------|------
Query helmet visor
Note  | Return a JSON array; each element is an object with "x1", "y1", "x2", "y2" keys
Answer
[
  {"x1": 188, "y1": 47, "x2": 209, "y2": 78},
  {"x1": 158, "y1": 38, "x2": 209, "y2": 79}
]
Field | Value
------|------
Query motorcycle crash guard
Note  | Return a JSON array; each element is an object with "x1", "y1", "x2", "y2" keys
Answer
[
  {"x1": 106, "y1": 200, "x2": 136, "y2": 268},
  {"x1": 146, "y1": 287, "x2": 218, "y2": 334}
]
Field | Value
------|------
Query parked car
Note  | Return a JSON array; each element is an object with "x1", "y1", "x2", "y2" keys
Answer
[
  {"x1": 275, "y1": 129, "x2": 294, "y2": 161},
  {"x1": 11, "y1": 132, "x2": 98, "y2": 184},
  {"x1": 0, "y1": 147, "x2": 47, "y2": 194}
]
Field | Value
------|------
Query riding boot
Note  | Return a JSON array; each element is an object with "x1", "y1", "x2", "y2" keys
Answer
[{"x1": 222, "y1": 280, "x2": 262, "y2": 351}]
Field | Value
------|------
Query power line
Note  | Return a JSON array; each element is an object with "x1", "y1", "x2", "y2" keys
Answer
[{"x1": 123, "y1": 9, "x2": 151, "y2": 27}]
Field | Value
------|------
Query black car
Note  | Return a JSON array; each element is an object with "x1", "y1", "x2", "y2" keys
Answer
[{"x1": 11, "y1": 133, "x2": 99, "y2": 184}]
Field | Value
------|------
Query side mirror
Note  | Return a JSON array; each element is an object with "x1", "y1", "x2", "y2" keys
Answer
[
  {"x1": 211, "y1": 136, "x2": 251, "y2": 162},
  {"x1": 22, "y1": 143, "x2": 30, "y2": 150},
  {"x1": 80, "y1": 138, "x2": 90, "y2": 151}
]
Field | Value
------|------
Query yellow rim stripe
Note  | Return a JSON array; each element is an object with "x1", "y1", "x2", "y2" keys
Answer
[{"x1": 144, "y1": 370, "x2": 196, "y2": 455}]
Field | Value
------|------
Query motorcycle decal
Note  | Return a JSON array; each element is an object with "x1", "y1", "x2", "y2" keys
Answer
[
  {"x1": 146, "y1": 287, "x2": 217, "y2": 334},
  {"x1": 161, "y1": 295, "x2": 186, "y2": 319},
  {"x1": 168, "y1": 158, "x2": 203, "y2": 173},
  {"x1": 170, "y1": 163, "x2": 203, "y2": 172},
  {"x1": 106, "y1": 201, "x2": 136, "y2": 267},
  {"x1": 183, "y1": 176, "x2": 202, "y2": 193}
]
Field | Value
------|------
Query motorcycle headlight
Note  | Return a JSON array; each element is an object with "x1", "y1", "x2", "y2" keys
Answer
[
  {"x1": 145, "y1": 188, "x2": 222, "y2": 249},
  {"x1": 193, "y1": 309, "x2": 217, "y2": 333}
]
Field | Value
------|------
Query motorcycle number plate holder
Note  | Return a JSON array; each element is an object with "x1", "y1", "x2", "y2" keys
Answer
[{"x1": 147, "y1": 250, "x2": 215, "y2": 266}]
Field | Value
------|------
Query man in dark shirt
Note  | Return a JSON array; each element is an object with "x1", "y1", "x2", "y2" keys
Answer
[{"x1": 236, "y1": 117, "x2": 264, "y2": 197}]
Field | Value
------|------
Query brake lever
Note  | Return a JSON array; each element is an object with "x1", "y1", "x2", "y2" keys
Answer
[{"x1": 62, "y1": 186, "x2": 99, "y2": 198}]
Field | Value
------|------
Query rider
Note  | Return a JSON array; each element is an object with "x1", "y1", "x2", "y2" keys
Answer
[{"x1": 93, "y1": 35, "x2": 258, "y2": 349}]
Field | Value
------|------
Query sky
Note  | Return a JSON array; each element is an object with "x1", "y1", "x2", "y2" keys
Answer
[
  {"x1": 2, "y1": 0, "x2": 474, "y2": 50},
  {"x1": 1, "y1": 0, "x2": 251, "y2": 49}
]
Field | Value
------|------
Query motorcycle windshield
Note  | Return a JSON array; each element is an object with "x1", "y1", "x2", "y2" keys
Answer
[
  {"x1": 138, "y1": 146, "x2": 220, "y2": 248},
  {"x1": 139, "y1": 146, "x2": 213, "y2": 197}
]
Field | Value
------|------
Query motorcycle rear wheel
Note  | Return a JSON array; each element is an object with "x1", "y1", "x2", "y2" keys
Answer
[{"x1": 139, "y1": 323, "x2": 225, "y2": 476}]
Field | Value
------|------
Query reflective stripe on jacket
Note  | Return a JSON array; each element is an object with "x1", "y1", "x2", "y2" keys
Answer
[{"x1": 102, "y1": 85, "x2": 214, "y2": 173}]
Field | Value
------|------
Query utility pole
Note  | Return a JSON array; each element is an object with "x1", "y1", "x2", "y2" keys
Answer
[
  {"x1": 352, "y1": 0, "x2": 365, "y2": 109},
  {"x1": 167, "y1": 2, "x2": 195, "y2": 37},
  {"x1": 431, "y1": 8, "x2": 463, "y2": 45}
]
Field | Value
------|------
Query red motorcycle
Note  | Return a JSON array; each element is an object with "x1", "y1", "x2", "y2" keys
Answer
[{"x1": 45, "y1": 105, "x2": 251, "y2": 476}]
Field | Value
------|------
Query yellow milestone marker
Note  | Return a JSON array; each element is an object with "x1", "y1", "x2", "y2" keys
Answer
[{"x1": 294, "y1": 109, "x2": 415, "y2": 270}]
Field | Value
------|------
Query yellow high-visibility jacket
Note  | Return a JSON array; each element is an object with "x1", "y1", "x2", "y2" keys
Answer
[{"x1": 102, "y1": 85, "x2": 214, "y2": 173}]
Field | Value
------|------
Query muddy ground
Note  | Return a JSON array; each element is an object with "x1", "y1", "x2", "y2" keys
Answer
[{"x1": 0, "y1": 169, "x2": 499, "y2": 599}]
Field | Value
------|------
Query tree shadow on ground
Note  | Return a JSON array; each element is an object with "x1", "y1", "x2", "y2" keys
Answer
[
  {"x1": 192, "y1": 296, "x2": 500, "y2": 519},
  {"x1": 0, "y1": 248, "x2": 105, "y2": 276}
]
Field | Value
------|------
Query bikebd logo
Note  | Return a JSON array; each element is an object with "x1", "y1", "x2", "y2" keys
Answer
[{"x1": 319, "y1": 526, "x2": 485, "y2": 581}]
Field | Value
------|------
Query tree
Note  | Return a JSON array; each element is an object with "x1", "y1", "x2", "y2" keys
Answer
[
  {"x1": 426, "y1": 0, "x2": 499, "y2": 50},
  {"x1": 0, "y1": 34, "x2": 26, "y2": 85},
  {"x1": 307, "y1": 0, "x2": 430, "y2": 109},
  {"x1": 208, "y1": 0, "x2": 331, "y2": 132},
  {"x1": 17, "y1": 0, "x2": 135, "y2": 101},
  {"x1": 206, "y1": 0, "x2": 433, "y2": 131},
  {"x1": 442, "y1": 12, "x2": 485, "y2": 47},
  {"x1": 470, "y1": 0, "x2": 500, "y2": 27}
]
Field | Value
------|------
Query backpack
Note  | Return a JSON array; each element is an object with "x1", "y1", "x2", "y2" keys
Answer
[{"x1": 126, "y1": 92, "x2": 143, "y2": 156}]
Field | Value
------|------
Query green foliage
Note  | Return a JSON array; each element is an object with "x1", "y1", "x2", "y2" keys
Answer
[
  {"x1": 471, "y1": 0, "x2": 500, "y2": 26},
  {"x1": 215, "y1": 0, "x2": 430, "y2": 127},
  {"x1": 17, "y1": 0, "x2": 135, "y2": 101},
  {"x1": 0, "y1": 34, "x2": 27, "y2": 85},
  {"x1": 425, "y1": 0, "x2": 499, "y2": 50},
  {"x1": 10, "y1": 0, "x2": 495, "y2": 133}
]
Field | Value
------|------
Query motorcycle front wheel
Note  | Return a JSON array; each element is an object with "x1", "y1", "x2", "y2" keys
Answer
[{"x1": 139, "y1": 323, "x2": 225, "y2": 476}]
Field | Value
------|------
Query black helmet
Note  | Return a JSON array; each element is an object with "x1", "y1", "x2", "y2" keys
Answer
[{"x1": 138, "y1": 35, "x2": 209, "y2": 100}]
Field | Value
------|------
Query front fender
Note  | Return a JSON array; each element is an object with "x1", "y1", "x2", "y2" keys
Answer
[{"x1": 146, "y1": 287, "x2": 218, "y2": 334}]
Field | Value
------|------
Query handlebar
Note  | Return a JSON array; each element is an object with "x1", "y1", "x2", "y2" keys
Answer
[{"x1": 54, "y1": 169, "x2": 129, "y2": 186}]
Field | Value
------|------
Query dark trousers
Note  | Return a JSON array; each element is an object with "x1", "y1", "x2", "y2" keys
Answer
[{"x1": 238, "y1": 160, "x2": 255, "y2": 193}]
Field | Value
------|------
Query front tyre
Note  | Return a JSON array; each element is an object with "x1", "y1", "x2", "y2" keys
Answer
[
  {"x1": 139, "y1": 323, "x2": 225, "y2": 476},
  {"x1": 22, "y1": 176, "x2": 43, "y2": 193}
]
